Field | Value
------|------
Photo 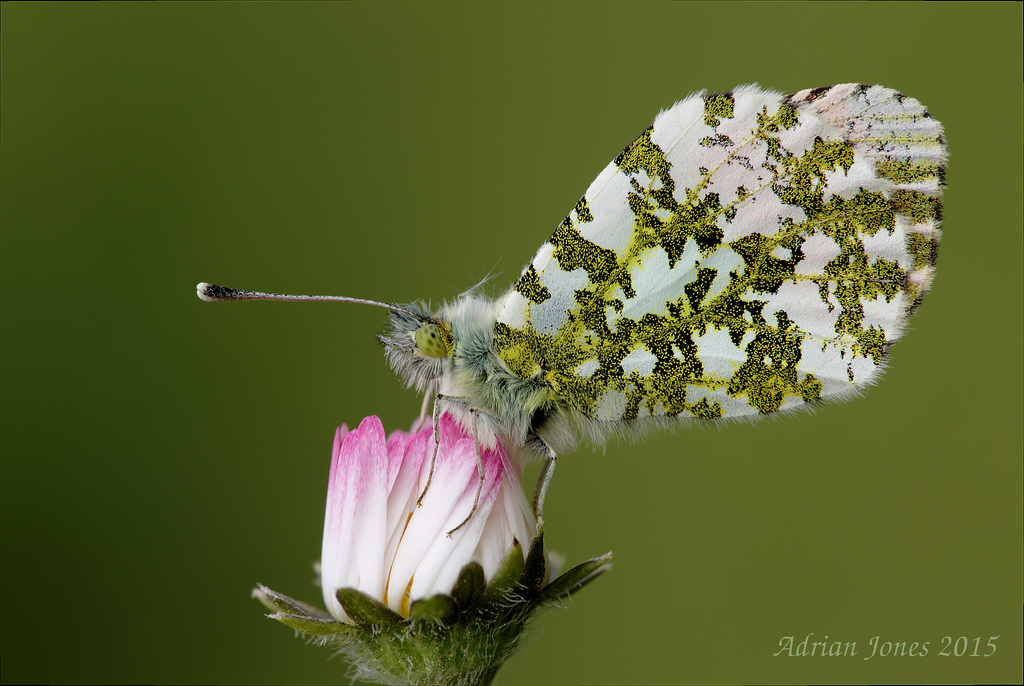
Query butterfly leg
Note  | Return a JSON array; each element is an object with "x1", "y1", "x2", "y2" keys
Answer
[
  {"x1": 445, "y1": 408, "x2": 485, "y2": 536},
  {"x1": 415, "y1": 392, "x2": 447, "y2": 508},
  {"x1": 416, "y1": 394, "x2": 482, "y2": 520},
  {"x1": 528, "y1": 432, "x2": 557, "y2": 527}
]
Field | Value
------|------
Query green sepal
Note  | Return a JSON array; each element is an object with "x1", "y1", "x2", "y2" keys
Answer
[
  {"x1": 254, "y1": 584, "x2": 354, "y2": 636},
  {"x1": 519, "y1": 532, "x2": 548, "y2": 594},
  {"x1": 271, "y1": 612, "x2": 357, "y2": 636},
  {"x1": 450, "y1": 561, "x2": 486, "y2": 612},
  {"x1": 479, "y1": 541, "x2": 525, "y2": 605},
  {"x1": 409, "y1": 593, "x2": 456, "y2": 626},
  {"x1": 253, "y1": 583, "x2": 334, "y2": 620},
  {"x1": 336, "y1": 587, "x2": 405, "y2": 631},
  {"x1": 539, "y1": 551, "x2": 613, "y2": 605}
]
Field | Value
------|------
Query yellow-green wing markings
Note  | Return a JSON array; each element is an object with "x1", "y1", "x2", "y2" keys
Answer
[{"x1": 494, "y1": 84, "x2": 945, "y2": 423}]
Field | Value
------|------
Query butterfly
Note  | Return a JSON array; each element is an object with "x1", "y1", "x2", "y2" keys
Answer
[{"x1": 199, "y1": 83, "x2": 947, "y2": 522}]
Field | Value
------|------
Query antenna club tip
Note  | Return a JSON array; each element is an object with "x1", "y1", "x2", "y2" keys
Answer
[{"x1": 197, "y1": 282, "x2": 233, "y2": 302}]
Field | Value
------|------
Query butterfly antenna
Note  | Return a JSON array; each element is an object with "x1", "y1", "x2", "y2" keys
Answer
[{"x1": 196, "y1": 282, "x2": 419, "y2": 317}]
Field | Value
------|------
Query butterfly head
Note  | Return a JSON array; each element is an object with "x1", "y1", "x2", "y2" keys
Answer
[{"x1": 379, "y1": 303, "x2": 453, "y2": 393}]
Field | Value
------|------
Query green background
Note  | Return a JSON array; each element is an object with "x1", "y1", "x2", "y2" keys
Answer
[{"x1": 3, "y1": 2, "x2": 1021, "y2": 684}]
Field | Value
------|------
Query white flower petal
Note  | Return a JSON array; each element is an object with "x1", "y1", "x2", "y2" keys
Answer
[
  {"x1": 415, "y1": 451, "x2": 505, "y2": 598},
  {"x1": 350, "y1": 416, "x2": 390, "y2": 603},
  {"x1": 381, "y1": 431, "x2": 428, "y2": 583},
  {"x1": 386, "y1": 438, "x2": 478, "y2": 609}
]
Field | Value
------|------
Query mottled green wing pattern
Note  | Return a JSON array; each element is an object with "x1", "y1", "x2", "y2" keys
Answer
[{"x1": 494, "y1": 84, "x2": 946, "y2": 422}]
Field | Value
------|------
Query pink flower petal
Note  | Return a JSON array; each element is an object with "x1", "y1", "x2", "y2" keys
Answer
[{"x1": 321, "y1": 412, "x2": 536, "y2": 621}]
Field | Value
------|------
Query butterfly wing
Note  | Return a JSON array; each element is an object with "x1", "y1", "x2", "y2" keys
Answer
[{"x1": 494, "y1": 84, "x2": 946, "y2": 423}]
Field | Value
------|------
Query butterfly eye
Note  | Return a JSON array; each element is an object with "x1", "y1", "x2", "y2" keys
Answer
[{"x1": 414, "y1": 322, "x2": 451, "y2": 359}]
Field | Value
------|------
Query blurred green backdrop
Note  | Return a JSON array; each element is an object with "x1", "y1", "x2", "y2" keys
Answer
[{"x1": 3, "y1": 3, "x2": 1021, "y2": 684}]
